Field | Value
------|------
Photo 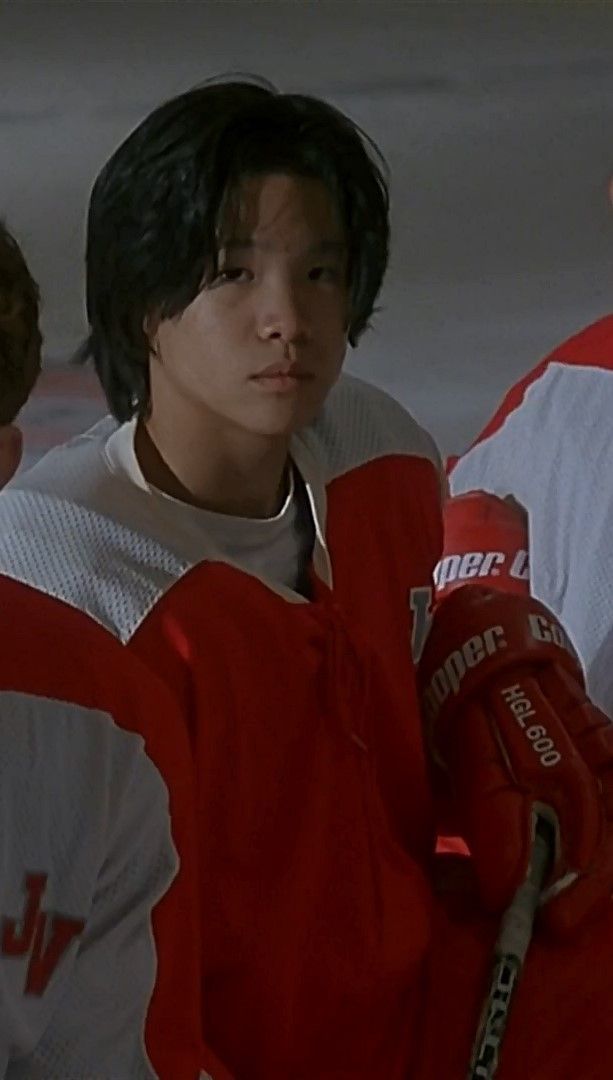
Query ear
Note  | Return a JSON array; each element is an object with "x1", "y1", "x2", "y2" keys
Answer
[
  {"x1": 143, "y1": 312, "x2": 160, "y2": 357},
  {"x1": 0, "y1": 424, "x2": 22, "y2": 488}
]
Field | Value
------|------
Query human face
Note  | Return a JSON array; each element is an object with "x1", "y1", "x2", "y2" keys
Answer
[{"x1": 149, "y1": 173, "x2": 350, "y2": 440}]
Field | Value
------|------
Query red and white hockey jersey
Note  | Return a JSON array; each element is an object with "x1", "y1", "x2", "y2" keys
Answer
[
  {"x1": 449, "y1": 315, "x2": 613, "y2": 718},
  {"x1": 2, "y1": 372, "x2": 613, "y2": 1079},
  {"x1": 0, "y1": 578, "x2": 205, "y2": 1079},
  {"x1": 0, "y1": 375, "x2": 443, "y2": 1078}
]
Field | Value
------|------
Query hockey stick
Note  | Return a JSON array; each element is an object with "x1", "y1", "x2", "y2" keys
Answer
[{"x1": 467, "y1": 815, "x2": 555, "y2": 1080}]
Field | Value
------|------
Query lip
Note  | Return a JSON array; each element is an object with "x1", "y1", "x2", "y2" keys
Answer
[
  {"x1": 251, "y1": 372, "x2": 310, "y2": 393},
  {"x1": 252, "y1": 365, "x2": 312, "y2": 379}
]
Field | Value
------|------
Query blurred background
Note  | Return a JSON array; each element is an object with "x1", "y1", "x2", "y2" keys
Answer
[{"x1": 2, "y1": 1, "x2": 613, "y2": 467}]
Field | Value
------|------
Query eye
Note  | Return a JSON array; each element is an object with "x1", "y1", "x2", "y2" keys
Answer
[
  {"x1": 308, "y1": 266, "x2": 340, "y2": 283},
  {"x1": 213, "y1": 267, "x2": 252, "y2": 285}
]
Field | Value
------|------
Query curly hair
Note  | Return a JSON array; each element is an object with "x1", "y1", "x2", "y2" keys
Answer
[
  {"x1": 79, "y1": 76, "x2": 390, "y2": 421},
  {"x1": 0, "y1": 222, "x2": 42, "y2": 424}
]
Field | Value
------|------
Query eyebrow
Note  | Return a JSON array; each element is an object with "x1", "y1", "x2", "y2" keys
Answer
[{"x1": 219, "y1": 238, "x2": 347, "y2": 256}]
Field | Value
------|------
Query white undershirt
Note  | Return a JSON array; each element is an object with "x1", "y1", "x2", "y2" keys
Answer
[{"x1": 104, "y1": 419, "x2": 316, "y2": 593}]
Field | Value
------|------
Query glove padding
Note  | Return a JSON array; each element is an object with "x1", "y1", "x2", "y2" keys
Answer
[
  {"x1": 435, "y1": 490, "x2": 530, "y2": 599},
  {"x1": 419, "y1": 584, "x2": 613, "y2": 936}
]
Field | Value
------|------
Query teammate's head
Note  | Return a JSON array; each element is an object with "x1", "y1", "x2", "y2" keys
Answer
[
  {"x1": 0, "y1": 222, "x2": 42, "y2": 485},
  {"x1": 80, "y1": 77, "x2": 390, "y2": 432}
]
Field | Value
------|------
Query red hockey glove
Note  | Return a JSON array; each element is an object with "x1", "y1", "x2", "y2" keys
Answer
[
  {"x1": 419, "y1": 584, "x2": 613, "y2": 936},
  {"x1": 433, "y1": 490, "x2": 531, "y2": 859},
  {"x1": 435, "y1": 489, "x2": 530, "y2": 600}
]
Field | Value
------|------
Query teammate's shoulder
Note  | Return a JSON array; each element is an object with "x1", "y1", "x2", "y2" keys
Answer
[
  {"x1": 548, "y1": 313, "x2": 613, "y2": 371},
  {"x1": 455, "y1": 314, "x2": 613, "y2": 458},
  {"x1": 516, "y1": 314, "x2": 613, "y2": 398},
  {"x1": 305, "y1": 372, "x2": 441, "y2": 480}
]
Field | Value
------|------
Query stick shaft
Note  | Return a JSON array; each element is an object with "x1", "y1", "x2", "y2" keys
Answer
[{"x1": 467, "y1": 818, "x2": 554, "y2": 1080}]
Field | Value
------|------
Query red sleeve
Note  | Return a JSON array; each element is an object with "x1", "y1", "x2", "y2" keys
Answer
[{"x1": 120, "y1": 663, "x2": 235, "y2": 1080}]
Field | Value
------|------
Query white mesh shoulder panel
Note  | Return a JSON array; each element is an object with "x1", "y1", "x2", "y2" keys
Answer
[
  {"x1": 0, "y1": 691, "x2": 173, "y2": 1077},
  {"x1": 0, "y1": 489, "x2": 192, "y2": 644},
  {"x1": 451, "y1": 362, "x2": 613, "y2": 715},
  {"x1": 303, "y1": 374, "x2": 442, "y2": 482},
  {"x1": 0, "y1": 424, "x2": 195, "y2": 644}
]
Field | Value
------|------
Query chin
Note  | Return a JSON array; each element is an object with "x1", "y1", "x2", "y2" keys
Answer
[
  {"x1": 244, "y1": 397, "x2": 325, "y2": 438},
  {"x1": 249, "y1": 415, "x2": 310, "y2": 439}
]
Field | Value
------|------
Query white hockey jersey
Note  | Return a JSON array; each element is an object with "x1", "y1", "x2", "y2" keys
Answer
[{"x1": 450, "y1": 315, "x2": 613, "y2": 717}]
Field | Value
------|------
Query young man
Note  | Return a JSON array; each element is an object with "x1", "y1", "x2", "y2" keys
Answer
[
  {"x1": 0, "y1": 222, "x2": 208, "y2": 1078},
  {"x1": 449, "y1": 312, "x2": 613, "y2": 718},
  {"x1": 2, "y1": 82, "x2": 613, "y2": 1078}
]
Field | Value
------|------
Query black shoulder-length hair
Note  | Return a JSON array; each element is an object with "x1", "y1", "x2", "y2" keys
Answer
[
  {"x1": 79, "y1": 76, "x2": 390, "y2": 421},
  {"x1": 0, "y1": 221, "x2": 42, "y2": 424}
]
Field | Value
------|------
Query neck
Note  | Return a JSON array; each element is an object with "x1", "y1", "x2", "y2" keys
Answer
[{"x1": 135, "y1": 406, "x2": 291, "y2": 520}]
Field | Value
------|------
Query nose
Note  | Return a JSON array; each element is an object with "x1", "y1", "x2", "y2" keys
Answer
[{"x1": 257, "y1": 279, "x2": 310, "y2": 347}]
